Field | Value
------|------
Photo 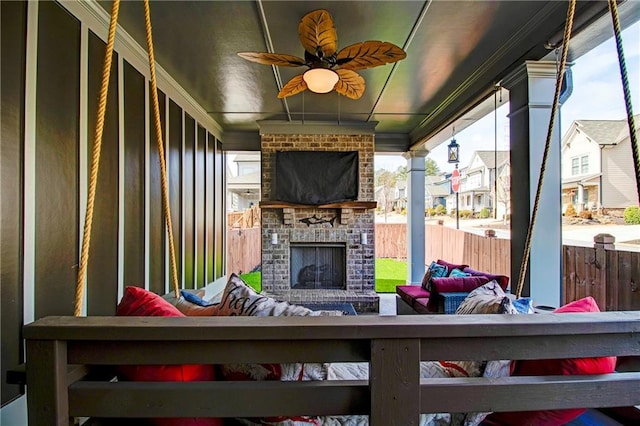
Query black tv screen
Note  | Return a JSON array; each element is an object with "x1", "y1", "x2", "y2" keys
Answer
[{"x1": 274, "y1": 151, "x2": 359, "y2": 204}]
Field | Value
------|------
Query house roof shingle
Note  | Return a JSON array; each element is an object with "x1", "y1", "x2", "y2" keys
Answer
[
  {"x1": 576, "y1": 115, "x2": 640, "y2": 146},
  {"x1": 471, "y1": 150, "x2": 509, "y2": 169}
]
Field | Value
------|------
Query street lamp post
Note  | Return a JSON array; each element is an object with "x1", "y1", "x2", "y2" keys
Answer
[{"x1": 448, "y1": 137, "x2": 460, "y2": 229}]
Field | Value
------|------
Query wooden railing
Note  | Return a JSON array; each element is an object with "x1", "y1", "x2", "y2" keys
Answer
[{"x1": 24, "y1": 313, "x2": 640, "y2": 425}]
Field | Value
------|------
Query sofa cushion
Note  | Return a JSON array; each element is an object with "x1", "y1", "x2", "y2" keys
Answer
[
  {"x1": 396, "y1": 285, "x2": 430, "y2": 307},
  {"x1": 462, "y1": 266, "x2": 509, "y2": 290},
  {"x1": 484, "y1": 297, "x2": 617, "y2": 426},
  {"x1": 115, "y1": 286, "x2": 221, "y2": 426},
  {"x1": 426, "y1": 276, "x2": 492, "y2": 312},
  {"x1": 412, "y1": 297, "x2": 433, "y2": 314},
  {"x1": 437, "y1": 259, "x2": 469, "y2": 273}
]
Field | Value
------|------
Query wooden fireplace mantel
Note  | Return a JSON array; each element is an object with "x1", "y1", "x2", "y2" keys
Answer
[{"x1": 259, "y1": 201, "x2": 377, "y2": 210}]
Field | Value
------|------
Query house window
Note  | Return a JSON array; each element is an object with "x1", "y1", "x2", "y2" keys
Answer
[
  {"x1": 581, "y1": 156, "x2": 589, "y2": 174},
  {"x1": 571, "y1": 158, "x2": 579, "y2": 175}
]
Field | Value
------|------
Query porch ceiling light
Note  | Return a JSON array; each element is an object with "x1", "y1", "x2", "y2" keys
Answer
[
  {"x1": 302, "y1": 68, "x2": 340, "y2": 94},
  {"x1": 447, "y1": 138, "x2": 460, "y2": 164}
]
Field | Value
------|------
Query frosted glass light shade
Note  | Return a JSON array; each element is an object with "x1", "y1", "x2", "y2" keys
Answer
[{"x1": 303, "y1": 68, "x2": 339, "y2": 93}]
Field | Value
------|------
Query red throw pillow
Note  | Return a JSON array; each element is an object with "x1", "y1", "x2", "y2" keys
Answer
[
  {"x1": 116, "y1": 286, "x2": 221, "y2": 426},
  {"x1": 484, "y1": 297, "x2": 616, "y2": 426}
]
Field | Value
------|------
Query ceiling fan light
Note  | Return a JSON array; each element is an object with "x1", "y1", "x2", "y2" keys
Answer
[{"x1": 303, "y1": 68, "x2": 339, "y2": 93}]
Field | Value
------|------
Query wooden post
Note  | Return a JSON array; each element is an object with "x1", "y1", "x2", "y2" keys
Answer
[
  {"x1": 370, "y1": 338, "x2": 420, "y2": 425},
  {"x1": 594, "y1": 233, "x2": 614, "y2": 311},
  {"x1": 26, "y1": 339, "x2": 71, "y2": 426}
]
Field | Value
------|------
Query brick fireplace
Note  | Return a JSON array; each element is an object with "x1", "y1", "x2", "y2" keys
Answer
[{"x1": 259, "y1": 122, "x2": 378, "y2": 312}]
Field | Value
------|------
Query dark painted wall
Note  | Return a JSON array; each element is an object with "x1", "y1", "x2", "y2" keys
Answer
[
  {"x1": 34, "y1": 0, "x2": 81, "y2": 319},
  {"x1": 1, "y1": 0, "x2": 27, "y2": 406},
  {"x1": 123, "y1": 61, "x2": 145, "y2": 288},
  {"x1": 87, "y1": 31, "x2": 119, "y2": 315},
  {"x1": 0, "y1": 0, "x2": 225, "y2": 408},
  {"x1": 149, "y1": 88, "x2": 167, "y2": 294}
]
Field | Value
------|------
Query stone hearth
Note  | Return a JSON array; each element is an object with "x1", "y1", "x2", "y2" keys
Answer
[{"x1": 260, "y1": 126, "x2": 378, "y2": 313}]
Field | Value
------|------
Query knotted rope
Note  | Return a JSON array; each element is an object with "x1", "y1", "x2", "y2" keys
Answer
[{"x1": 75, "y1": 0, "x2": 180, "y2": 316}]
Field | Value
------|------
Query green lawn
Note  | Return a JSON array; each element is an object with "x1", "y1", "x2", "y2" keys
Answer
[{"x1": 240, "y1": 258, "x2": 407, "y2": 293}]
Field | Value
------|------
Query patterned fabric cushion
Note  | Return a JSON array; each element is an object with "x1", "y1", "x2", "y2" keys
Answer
[
  {"x1": 214, "y1": 275, "x2": 328, "y2": 425},
  {"x1": 455, "y1": 281, "x2": 518, "y2": 315},
  {"x1": 422, "y1": 261, "x2": 448, "y2": 291},
  {"x1": 216, "y1": 274, "x2": 322, "y2": 317}
]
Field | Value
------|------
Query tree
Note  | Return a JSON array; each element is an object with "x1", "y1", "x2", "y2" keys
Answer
[
  {"x1": 425, "y1": 158, "x2": 441, "y2": 176},
  {"x1": 375, "y1": 168, "x2": 398, "y2": 223},
  {"x1": 496, "y1": 161, "x2": 511, "y2": 224},
  {"x1": 395, "y1": 165, "x2": 408, "y2": 182}
]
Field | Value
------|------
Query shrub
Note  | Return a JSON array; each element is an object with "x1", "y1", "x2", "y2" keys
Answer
[
  {"x1": 459, "y1": 209, "x2": 473, "y2": 219},
  {"x1": 435, "y1": 204, "x2": 446, "y2": 215},
  {"x1": 426, "y1": 207, "x2": 436, "y2": 217},
  {"x1": 478, "y1": 208, "x2": 490, "y2": 219},
  {"x1": 623, "y1": 206, "x2": 640, "y2": 224},
  {"x1": 579, "y1": 210, "x2": 593, "y2": 220},
  {"x1": 565, "y1": 203, "x2": 577, "y2": 217}
]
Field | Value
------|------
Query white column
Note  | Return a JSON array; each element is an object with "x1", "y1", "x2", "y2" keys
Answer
[
  {"x1": 403, "y1": 151, "x2": 428, "y2": 285},
  {"x1": 502, "y1": 61, "x2": 563, "y2": 307}
]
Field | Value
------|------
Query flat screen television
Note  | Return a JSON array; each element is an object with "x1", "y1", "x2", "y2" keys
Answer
[{"x1": 274, "y1": 151, "x2": 359, "y2": 205}]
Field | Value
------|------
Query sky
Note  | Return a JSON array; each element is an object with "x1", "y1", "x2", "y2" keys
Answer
[{"x1": 375, "y1": 21, "x2": 640, "y2": 175}]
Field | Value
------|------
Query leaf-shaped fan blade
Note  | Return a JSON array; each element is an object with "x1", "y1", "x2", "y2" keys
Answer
[
  {"x1": 334, "y1": 69, "x2": 365, "y2": 100},
  {"x1": 336, "y1": 41, "x2": 407, "y2": 70},
  {"x1": 278, "y1": 74, "x2": 308, "y2": 98},
  {"x1": 298, "y1": 9, "x2": 337, "y2": 58},
  {"x1": 237, "y1": 52, "x2": 306, "y2": 67}
]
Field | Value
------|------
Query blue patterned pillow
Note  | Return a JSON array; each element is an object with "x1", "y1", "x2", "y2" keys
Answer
[
  {"x1": 422, "y1": 261, "x2": 448, "y2": 291},
  {"x1": 449, "y1": 268, "x2": 471, "y2": 278},
  {"x1": 429, "y1": 261, "x2": 448, "y2": 278}
]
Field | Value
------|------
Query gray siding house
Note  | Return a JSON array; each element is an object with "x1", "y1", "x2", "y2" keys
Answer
[{"x1": 561, "y1": 116, "x2": 640, "y2": 213}]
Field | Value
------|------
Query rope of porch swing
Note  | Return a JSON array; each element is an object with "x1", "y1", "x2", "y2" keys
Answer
[
  {"x1": 608, "y1": 0, "x2": 640, "y2": 203},
  {"x1": 514, "y1": 0, "x2": 576, "y2": 299},
  {"x1": 75, "y1": 0, "x2": 180, "y2": 316},
  {"x1": 515, "y1": 0, "x2": 639, "y2": 298}
]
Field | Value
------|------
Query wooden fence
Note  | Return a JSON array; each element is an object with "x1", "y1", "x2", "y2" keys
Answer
[
  {"x1": 563, "y1": 238, "x2": 640, "y2": 311},
  {"x1": 227, "y1": 227, "x2": 261, "y2": 275},
  {"x1": 225, "y1": 221, "x2": 639, "y2": 310}
]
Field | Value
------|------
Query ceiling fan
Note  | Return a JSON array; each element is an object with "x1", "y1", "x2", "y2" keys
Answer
[{"x1": 238, "y1": 9, "x2": 407, "y2": 100}]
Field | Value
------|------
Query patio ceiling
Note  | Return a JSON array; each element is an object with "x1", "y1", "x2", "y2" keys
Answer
[{"x1": 98, "y1": 0, "x2": 640, "y2": 152}]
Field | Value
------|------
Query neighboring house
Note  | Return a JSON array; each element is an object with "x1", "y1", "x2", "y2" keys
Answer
[
  {"x1": 425, "y1": 174, "x2": 449, "y2": 209},
  {"x1": 445, "y1": 150, "x2": 510, "y2": 216},
  {"x1": 392, "y1": 180, "x2": 407, "y2": 211},
  {"x1": 561, "y1": 116, "x2": 640, "y2": 213},
  {"x1": 226, "y1": 153, "x2": 261, "y2": 212}
]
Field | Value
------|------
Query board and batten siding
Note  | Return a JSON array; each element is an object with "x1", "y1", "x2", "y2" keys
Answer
[
  {"x1": 602, "y1": 139, "x2": 640, "y2": 208},
  {"x1": 0, "y1": 0, "x2": 226, "y2": 417}
]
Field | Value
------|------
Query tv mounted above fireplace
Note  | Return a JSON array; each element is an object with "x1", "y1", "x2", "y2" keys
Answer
[{"x1": 274, "y1": 151, "x2": 359, "y2": 205}]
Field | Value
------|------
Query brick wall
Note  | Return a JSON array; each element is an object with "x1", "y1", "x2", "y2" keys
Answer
[{"x1": 260, "y1": 133, "x2": 378, "y2": 311}]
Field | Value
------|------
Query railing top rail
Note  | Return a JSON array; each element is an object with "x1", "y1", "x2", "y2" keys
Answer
[{"x1": 24, "y1": 312, "x2": 640, "y2": 341}]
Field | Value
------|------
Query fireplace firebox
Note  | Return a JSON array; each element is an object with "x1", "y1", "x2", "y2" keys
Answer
[{"x1": 290, "y1": 243, "x2": 346, "y2": 290}]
